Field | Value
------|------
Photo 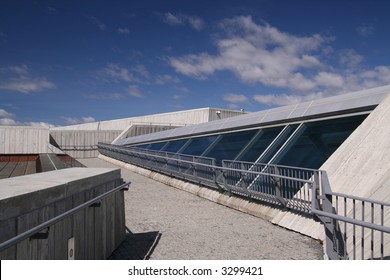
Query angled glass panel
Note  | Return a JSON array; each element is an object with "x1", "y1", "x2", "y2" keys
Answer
[
  {"x1": 254, "y1": 124, "x2": 300, "y2": 164},
  {"x1": 240, "y1": 126, "x2": 285, "y2": 162},
  {"x1": 277, "y1": 114, "x2": 368, "y2": 169},
  {"x1": 181, "y1": 135, "x2": 219, "y2": 156},
  {"x1": 205, "y1": 130, "x2": 258, "y2": 165},
  {"x1": 148, "y1": 142, "x2": 167, "y2": 151},
  {"x1": 131, "y1": 144, "x2": 150, "y2": 149},
  {"x1": 163, "y1": 139, "x2": 189, "y2": 153}
]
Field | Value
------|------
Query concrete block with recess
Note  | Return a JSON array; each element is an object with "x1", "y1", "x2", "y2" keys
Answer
[{"x1": 0, "y1": 167, "x2": 126, "y2": 260}]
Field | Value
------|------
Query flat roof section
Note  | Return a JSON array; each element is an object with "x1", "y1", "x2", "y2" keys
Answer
[
  {"x1": 0, "y1": 155, "x2": 38, "y2": 179},
  {"x1": 0, "y1": 154, "x2": 85, "y2": 179}
]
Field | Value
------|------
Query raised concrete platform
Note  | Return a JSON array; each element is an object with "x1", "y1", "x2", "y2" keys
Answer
[
  {"x1": 0, "y1": 167, "x2": 125, "y2": 260},
  {"x1": 80, "y1": 158, "x2": 324, "y2": 260}
]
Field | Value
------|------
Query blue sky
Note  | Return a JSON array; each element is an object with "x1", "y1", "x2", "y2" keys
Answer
[{"x1": 1, "y1": 0, "x2": 389, "y2": 127}]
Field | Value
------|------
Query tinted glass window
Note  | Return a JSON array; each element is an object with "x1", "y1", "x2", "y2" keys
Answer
[
  {"x1": 277, "y1": 114, "x2": 368, "y2": 168},
  {"x1": 206, "y1": 130, "x2": 258, "y2": 165},
  {"x1": 240, "y1": 126, "x2": 284, "y2": 162},
  {"x1": 132, "y1": 144, "x2": 150, "y2": 149},
  {"x1": 163, "y1": 139, "x2": 189, "y2": 153},
  {"x1": 182, "y1": 135, "x2": 219, "y2": 156},
  {"x1": 148, "y1": 142, "x2": 167, "y2": 151}
]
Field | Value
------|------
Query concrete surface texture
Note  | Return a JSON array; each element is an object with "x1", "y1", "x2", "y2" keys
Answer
[
  {"x1": 51, "y1": 108, "x2": 245, "y2": 131},
  {"x1": 50, "y1": 130, "x2": 122, "y2": 158},
  {"x1": 0, "y1": 167, "x2": 125, "y2": 260},
  {"x1": 80, "y1": 158, "x2": 324, "y2": 260},
  {"x1": 0, "y1": 126, "x2": 49, "y2": 154}
]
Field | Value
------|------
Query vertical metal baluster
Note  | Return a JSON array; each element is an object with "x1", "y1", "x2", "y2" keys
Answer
[
  {"x1": 343, "y1": 196, "x2": 348, "y2": 259},
  {"x1": 371, "y1": 202, "x2": 374, "y2": 260},
  {"x1": 361, "y1": 201, "x2": 365, "y2": 260},
  {"x1": 381, "y1": 204, "x2": 384, "y2": 260},
  {"x1": 353, "y1": 199, "x2": 356, "y2": 260}
]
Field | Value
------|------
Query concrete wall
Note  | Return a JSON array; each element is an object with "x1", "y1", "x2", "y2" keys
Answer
[
  {"x1": 0, "y1": 126, "x2": 49, "y2": 154},
  {"x1": 50, "y1": 108, "x2": 245, "y2": 131},
  {"x1": 0, "y1": 167, "x2": 125, "y2": 260},
  {"x1": 112, "y1": 123, "x2": 184, "y2": 144},
  {"x1": 271, "y1": 93, "x2": 390, "y2": 259},
  {"x1": 50, "y1": 130, "x2": 122, "y2": 158}
]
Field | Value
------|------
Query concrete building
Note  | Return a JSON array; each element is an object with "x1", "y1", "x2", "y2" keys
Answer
[
  {"x1": 98, "y1": 85, "x2": 390, "y2": 260},
  {"x1": 49, "y1": 107, "x2": 245, "y2": 158}
]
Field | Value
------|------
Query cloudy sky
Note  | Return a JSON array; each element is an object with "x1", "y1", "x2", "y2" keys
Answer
[{"x1": 1, "y1": 0, "x2": 389, "y2": 127}]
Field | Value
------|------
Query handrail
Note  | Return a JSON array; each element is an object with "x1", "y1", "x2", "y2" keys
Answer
[
  {"x1": 98, "y1": 143, "x2": 313, "y2": 184},
  {"x1": 330, "y1": 191, "x2": 390, "y2": 207},
  {"x1": 59, "y1": 145, "x2": 98, "y2": 151},
  {"x1": 311, "y1": 208, "x2": 390, "y2": 233},
  {"x1": 0, "y1": 182, "x2": 131, "y2": 252}
]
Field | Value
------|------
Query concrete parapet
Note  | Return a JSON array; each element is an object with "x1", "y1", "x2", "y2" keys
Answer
[
  {"x1": 50, "y1": 130, "x2": 121, "y2": 158},
  {"x1": 0, "y1": 167, "x2": 126, "y2": 260}
]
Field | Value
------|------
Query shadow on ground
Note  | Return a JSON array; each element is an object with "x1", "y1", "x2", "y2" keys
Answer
[{"x1": 108, "y1": 228, "x2": 161, "y2": 260}]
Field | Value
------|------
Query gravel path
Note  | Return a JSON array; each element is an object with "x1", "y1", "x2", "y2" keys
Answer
[{"x1": 79, "y1": 158, "x2": 324, "y2": 260}]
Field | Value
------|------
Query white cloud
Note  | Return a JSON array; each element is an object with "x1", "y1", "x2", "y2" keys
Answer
[
  {"x1": 84, "y1": 93, "x2": 124, "y2": 100},
  {"x1": 314, "y1": 72, "x2": 344, "y2": 88},
  {"x1": 0, "y1": 118, "x2": 17, "y2": 125},
  {"x1": 126, "y1": 86, "x2": 143, "y2": 98},
  {"x1": 356, "y1": 23, "x2": 374, "y2": 37},
  {"x1": 0, "y1": 65, "x2": 55, "y2": 94},
  {"x1": 61, "y1": 116, "x2": 96, "y2": 125},
  {"x1": 253, "y1": 92, "x2": 325, "y2": 106},
  {"x1": 169, "y1": 16, "x2": 327, "y2": 87},
  {"x1": 163, "y1": 13, "x2": 205, "y2": 31},
  {"x1": 118, "y1": 28, "x2": 130, "y2": 34},
  {"x1": 0, "y1": 108, "x2": 14, "y2": 118},
  {"x1": 82, "y1": 117, "x2": 95, "y2": 123},
  {"x1": 0, "y1": 109, "x2": 56, "y2": 127},
  {"x1": 223, "y1": 93, "x2": 249, "y2": 103},
  {"x1": 0, "y1": 76, "x2": 55, "y2": 93},
  {"x1": 227, "y1": 103, "x2": 239, "y2": 110},
  {"x1": 24, "y1": 121, "x2": 56, "y2": 128},
  {"x1": 100, "y1": 64, "x2": 139, "y2": 83},
  {"x1": 155, "y1": 74, "x2": 180, "y2": 84},
  {"x1": 61, "y1": 117, "x2": 79, "y2": 125},
  {"x1": 9, "y1": 65, "x2": 29, "y2": 75},
  {"x1": 86, "y1": 15, "x2": 106, "y2": 31},
  {"x1": 99, "y1": 64, "x2": 150, "y2": 83},
  {"x1": 339, "y1": 49, "x2": 364, "y2": 69},
  {"x1": 173, "y1": 94, "x2": 184, "y2": 100},
  {"x1": 164, "y1": 12, "x2": 184, "y2": 26},
  {"x1": 186, "y1": 16, "x2": 205, "y2": 31},
  {"x1": 169, "y1": 15, "x2": 390, "y2": 106}
]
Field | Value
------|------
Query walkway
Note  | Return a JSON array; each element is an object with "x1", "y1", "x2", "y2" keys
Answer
[{"x1": 79, "y1": 158, "x2": 324, "y2": 260}]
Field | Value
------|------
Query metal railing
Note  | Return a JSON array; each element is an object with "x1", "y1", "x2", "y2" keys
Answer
[
  {"x1": 222, "y1": 160, "x2": 316, "y2": 213},
  {"x1": 311, "y1": 172, "x2": 390, "y2": 260},
  {"x1": 0, "y1": 181, "x2": 130, "y2": 253},
  {"x1": 98, "y1": 143, "x2": 390, "y2": 259},
  {"x1": 98, "y1": 142, "x2": 217, "y2": 189},
  {"x1": 59, "y1": 145, "x2": 98, "y2": 151}
]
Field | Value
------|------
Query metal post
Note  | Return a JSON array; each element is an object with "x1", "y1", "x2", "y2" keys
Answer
[{"x1": 273, "y1": 166, "x2": 286, "y2": 206}]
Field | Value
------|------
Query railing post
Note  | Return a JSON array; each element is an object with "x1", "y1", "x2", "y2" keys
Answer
[
  {"x1": 273, "y1": 166, "x2": 286, "y2": 207},
  {"x1": 316, "y1": 171, "x2": 344, "y2": 260},
  {"x1": 221, "y1": 161, "x2": 231, "y2": 196}
]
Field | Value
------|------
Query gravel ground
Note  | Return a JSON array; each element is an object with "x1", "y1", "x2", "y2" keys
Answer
[{"x1": 79, "y1": 158, "x2": 324, "y2": 260}]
